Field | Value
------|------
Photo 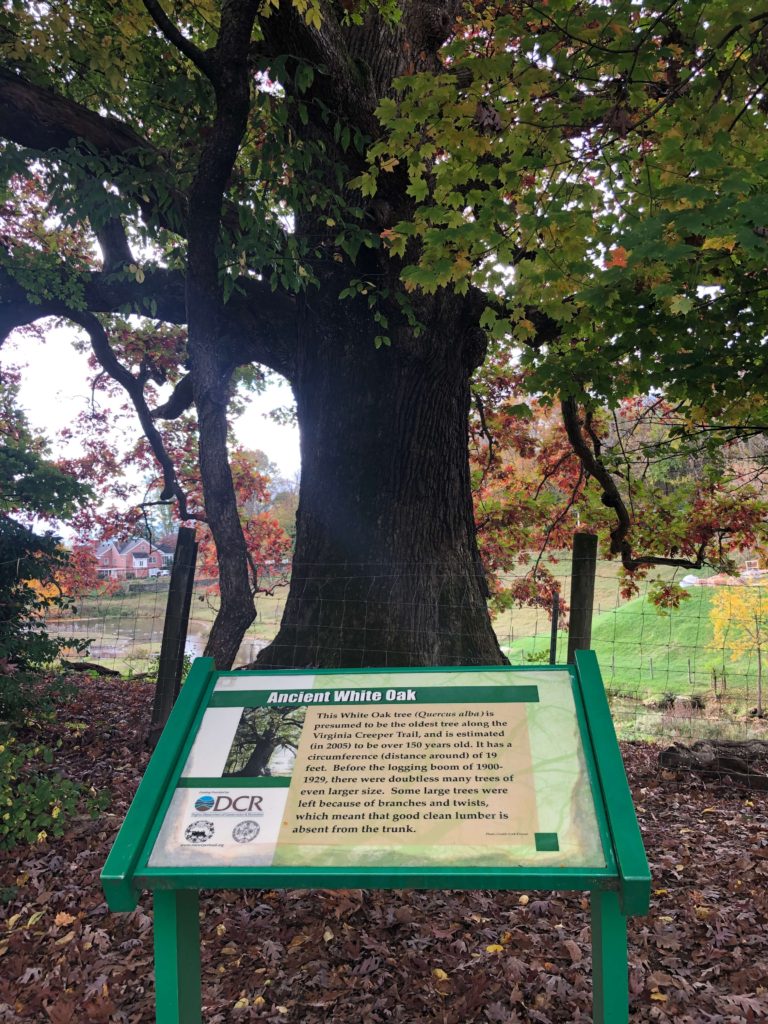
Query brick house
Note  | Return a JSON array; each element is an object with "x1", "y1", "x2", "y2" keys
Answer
[{"x1": 95, "y1": 537, "x2": 176, "y2": 579}]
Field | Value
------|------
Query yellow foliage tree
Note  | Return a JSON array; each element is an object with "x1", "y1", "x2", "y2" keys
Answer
[{"x1": 710, "y1": 585, "x2": 767, "y2": 717}]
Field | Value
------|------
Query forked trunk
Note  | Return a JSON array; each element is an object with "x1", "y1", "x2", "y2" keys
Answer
[{"x1": 257, "y1": 291, "x2": 505, "y2": 669}]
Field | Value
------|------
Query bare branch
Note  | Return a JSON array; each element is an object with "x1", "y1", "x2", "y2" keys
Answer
[
  {"x1": 69, "y1": 310, "x2": 192, "y2": 517},
  {"x1": 561, "y1": 396, "x2": 713, "y2": 572},
  {"x1": 473, "y1": 394, "x2": 496, "y2": 488}
]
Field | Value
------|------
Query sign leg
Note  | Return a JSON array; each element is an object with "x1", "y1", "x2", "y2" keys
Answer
[
  {"x1": 154, "y1": 890, "x2": 202, "y2": 1024},
  {"x1": 591, "y1": 890, "x2": 628, "y2": 1024}
]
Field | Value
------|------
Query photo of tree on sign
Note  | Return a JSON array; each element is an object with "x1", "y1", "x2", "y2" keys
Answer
[{"x1": 222, "y1": 706, "x2": 307, "y2": 778}]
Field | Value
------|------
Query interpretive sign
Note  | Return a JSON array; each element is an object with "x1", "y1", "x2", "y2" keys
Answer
[{"x1": 102, "y1": 654, "x2": 650, "y2": 1024}]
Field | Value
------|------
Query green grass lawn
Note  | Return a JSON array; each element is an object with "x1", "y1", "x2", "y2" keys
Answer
[{"x1": 502, "y1": 586, "x2": 762, "y2": 702}]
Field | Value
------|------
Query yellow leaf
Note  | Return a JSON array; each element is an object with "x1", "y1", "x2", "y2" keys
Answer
[
  {"x1": 253, "y1": 996, "x2": 266, "y2": 1008},
  {"x1": 701, "y1": 235, "x2": 737, "y2": 252},
  {"x1": 650, "y1": 991, "x2": 668, "y2": 1002},
  {"x1": 216, "y1": 924, "x2": 226, "y2": 936},
  {"x1": 6, "y1": 913, "x2": 21, "y2": 930},
  {"x1": 55, "y1": 931, "x2": 76, "y2": 945},
  {"x1": 694, "y1": 906, "x2": 710, "y2": 920},
  {"x1": 518, "y1": 895, "x2": 529, "y2": 906},
  {"x1": 452, "y1": 255, "x2": 472, "y2": 278},
  {"x1": 323, "y1": 927, "x2": 334, "y2": 942},
  {"x1": 486, "y1": 944, "x2": 505, "y2": 953},
  {"x1": 432, "y1": 968, "x2": 449, "y2": 980},
  {"x1": 379, "y1": 156, "x2": 400, "y2": 173},
  {"x1": 234, "y1": 997, "x2": 249, "y2": 1009},
  {"x1": 27, "y1": 911, "x2": 45, "y2": 927}
]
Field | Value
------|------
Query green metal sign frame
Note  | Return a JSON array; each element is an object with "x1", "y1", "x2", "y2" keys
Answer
[{"x1": 102, "y1": 651, "x2": 650, "y2": 1024}]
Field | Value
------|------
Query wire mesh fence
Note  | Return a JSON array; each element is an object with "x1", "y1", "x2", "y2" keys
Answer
[{"x1": 38, "y1": 555, "x2": 768, "y2": 741}]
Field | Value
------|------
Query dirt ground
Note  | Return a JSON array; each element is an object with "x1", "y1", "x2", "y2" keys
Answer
[{"x1": 1, "y1": 677, "x2": 766, "y2": 1023}]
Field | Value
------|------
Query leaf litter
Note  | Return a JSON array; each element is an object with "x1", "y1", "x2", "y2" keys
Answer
[{"x1": 0, "y1": 676, "x2": 766, "y2": 1022}]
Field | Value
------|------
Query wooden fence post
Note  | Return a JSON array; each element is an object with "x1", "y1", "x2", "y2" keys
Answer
[
  {"x1": 549, "y1": 591, "x2": 560, "y2": 665},
  {"x1": 148, "y1": 527, "x2": 198, "y2": 748},
  {"x1": 567, "y1": 533, "x2": 598, "y2": 664}
]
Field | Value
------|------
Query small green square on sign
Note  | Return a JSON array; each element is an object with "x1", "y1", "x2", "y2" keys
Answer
[{"x1": 535, "y1": 832, "x2": 560, "y2": 852}]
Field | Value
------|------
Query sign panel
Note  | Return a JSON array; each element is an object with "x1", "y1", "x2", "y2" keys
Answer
[
  {"x1": 147, "y1": 670, "x2": 605, "y2": 871},
  {"x1": 102, "y1": 656, "x2": 652, "y2": 1024}
]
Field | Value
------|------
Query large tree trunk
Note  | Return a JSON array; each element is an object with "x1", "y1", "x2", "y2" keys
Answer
[
  {"x1": 257, "y1": 286, "x2": 505, "y2": 669},
  {"x1": 192, "y1": 340, "x2": 257, "y2": 668}
]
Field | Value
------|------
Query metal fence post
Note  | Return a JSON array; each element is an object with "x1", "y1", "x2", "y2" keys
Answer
[{"x1": 567, "y1": 533, "x2": 598, "y2": 664}]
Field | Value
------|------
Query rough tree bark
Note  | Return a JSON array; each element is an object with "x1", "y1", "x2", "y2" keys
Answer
[{"x1": 256, "y1": 278, "x2": 505, "y2": 668}]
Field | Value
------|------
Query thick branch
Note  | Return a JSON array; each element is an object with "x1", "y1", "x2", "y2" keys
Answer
[
  {"x1": 0, "y1": 265, "x2": 186, "y2": 342},
  {"x1": 94, "y1": 217, "x2": 134, "y2": 273},
  {"x1": 152, "y1": 373, "x2": 194, "y2": 420},
  {"x1": 0, "y1": 67, "x2": 186, "y2": 233},
  {"x1": 0, "y1": 66, "x2": 150, "y2": 157},
  {"x1": 0, "y1": 264, "x2": 298, "y2": 378}
]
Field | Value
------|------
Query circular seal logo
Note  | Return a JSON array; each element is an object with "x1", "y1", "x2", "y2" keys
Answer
[
  {"x1": 184, "y1": 820, "x2": 214, "y2": 844},
  {"x1": 194, "y1": 795, "x2": 215, "y2": 812},
  {"x1": 232, "y1": 820, "x2": 261, "y2": 844}
]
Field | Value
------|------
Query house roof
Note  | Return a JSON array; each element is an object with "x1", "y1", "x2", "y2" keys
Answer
[{"x1": 95, "y1": 536, "x2": 177, "y2": 559}]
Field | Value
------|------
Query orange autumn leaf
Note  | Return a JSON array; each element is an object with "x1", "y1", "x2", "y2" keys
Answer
[{"x1": 605, "y1": 246, "x2": 629, "y2": 269}]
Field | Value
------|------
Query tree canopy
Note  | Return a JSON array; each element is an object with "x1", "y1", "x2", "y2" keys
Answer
[
  {"x1": 0, "y1": 367, "x2": 92, "y2": 667},
  {"x1": 0, "y1": 1, "x2": 766, "y2": 667}
]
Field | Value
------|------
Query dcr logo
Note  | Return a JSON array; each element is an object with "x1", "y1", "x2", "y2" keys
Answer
[{"x1": 211, "y1": 794, "x2": 264, "y2": 813}]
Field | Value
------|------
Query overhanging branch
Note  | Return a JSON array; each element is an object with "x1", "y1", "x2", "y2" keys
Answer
[
  {"x1": 0, "y1": 66, "x2": 186, "y2": 233},
  {"x1": 561, "y1": 396, "x2": 711, "y2": 572},
  {"x1": 0, "y1": 263, "x2": 298, "y2": 379},
  {"x1": 70, "y1": 310, "x2": 195, "y2": 518}
]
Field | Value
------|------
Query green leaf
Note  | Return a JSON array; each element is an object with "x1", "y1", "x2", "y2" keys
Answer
[{"x1": 669, "y1": 295, "x2": 694, "y2": 316}]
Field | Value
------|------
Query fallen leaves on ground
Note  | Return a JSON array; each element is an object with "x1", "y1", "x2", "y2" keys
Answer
[{"x1": 1, "y1": 677, "x2": 767, "y2": 1022}]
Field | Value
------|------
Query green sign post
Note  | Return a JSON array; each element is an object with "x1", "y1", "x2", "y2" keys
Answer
[{"x1": 102, "y1": 651, "x2": 650, "y2": 1023}]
